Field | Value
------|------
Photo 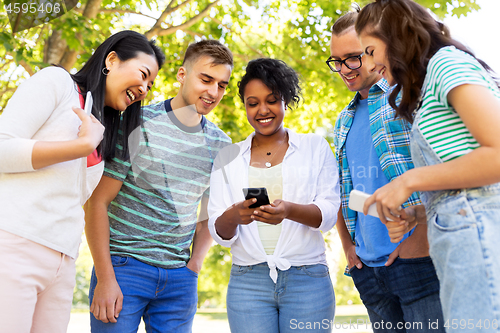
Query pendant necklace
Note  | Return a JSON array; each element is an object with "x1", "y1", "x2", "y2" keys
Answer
[{"x1": 253, "y1": 132, "x2": 288, "y2": 168}]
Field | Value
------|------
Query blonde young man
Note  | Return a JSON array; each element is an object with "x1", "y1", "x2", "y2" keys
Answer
[{"x1": 85, "y1": 40, "x2": 233, "y2": 333}]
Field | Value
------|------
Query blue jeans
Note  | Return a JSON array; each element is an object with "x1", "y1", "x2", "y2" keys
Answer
[
  {"x1": 226, "y1": 263, "x2": 335, "y2": 333},
  {"x1": 350, "y1": 257, "x2": 444, "y2": 333},
  {"x1": 411, "y1": 109, "x2": 500, "y2": 332},
  {"x1": 425, "y1": 187, "x2": 500, "y2": 332},
  {"x1": 89, "y1": 256, "x2": 198, "y2": 333}
]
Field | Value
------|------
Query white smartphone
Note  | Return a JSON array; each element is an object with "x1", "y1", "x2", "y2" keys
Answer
[
  {"x1": 348, "y1": 189, "x2": 396, "y2": 220},
  {"x1": 84, "y1": 91, "x2": 93, "y2": 116},
  {"x1": 348, "y1": 189, "x2": 379, "y2": 218}
]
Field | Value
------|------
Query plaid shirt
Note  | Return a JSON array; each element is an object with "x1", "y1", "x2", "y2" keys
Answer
[{"x1": 333, "y1": 79, "x2": 421, "y2": 241}]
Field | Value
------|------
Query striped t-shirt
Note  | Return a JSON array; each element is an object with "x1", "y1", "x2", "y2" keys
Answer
[
  {"x1": 104, "y1": 99, "x2": 231, "y2": 268},
  {"x1": 417, "y1": 46, "x2": 500, "y2": 161}
]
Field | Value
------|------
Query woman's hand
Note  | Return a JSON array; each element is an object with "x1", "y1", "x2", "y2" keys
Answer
[
  {"x1": 251, "y1": 199, "x2": 288, "y2": 225},
  {"x1": 363, "y1": 175, "x2": 414, "y2": 224},
  {"x1": 215, "y1": 198, "x2": 260, "y2": 240},
  {"x1": 225, "y1": 198, "x2": 260, "y2": 226},
  {"x1": 30, "y1": 107, "x2": 105, "y2": 170},
  {"x1": 73, "y1": 106, "x2": 105, "y2": 156}
]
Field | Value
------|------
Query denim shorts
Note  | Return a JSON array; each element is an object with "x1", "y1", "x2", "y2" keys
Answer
[{"x1": 426, "y1": 186, "x2": 500, "y2": 331}]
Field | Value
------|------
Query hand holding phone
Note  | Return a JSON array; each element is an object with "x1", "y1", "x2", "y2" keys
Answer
[
  {"x1": 84, "y1": 91, "x2": 93, "y2": 116},
  {"x1": 348, "y1": 189, "x2": 394, "y2": 220},
  {"x1": 243, "y1": 187, "x2": 270, "y2": 209}
]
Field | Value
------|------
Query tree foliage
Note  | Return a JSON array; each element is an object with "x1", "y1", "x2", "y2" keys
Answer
[{"x1": 0, "y1": 0, "x2": 479, "y2": 141}]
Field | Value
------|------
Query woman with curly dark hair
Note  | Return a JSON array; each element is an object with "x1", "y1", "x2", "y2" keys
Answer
[
  {"x1": 207, "y1": 58, "x2": 340, "y2": 332},
  {"x1": 355, "y1": 0, "x2": 500, "y2": 329}
]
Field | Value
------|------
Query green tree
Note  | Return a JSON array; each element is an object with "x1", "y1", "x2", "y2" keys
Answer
[
  {"x1": 198, "y1": 244, "x2": 232, "y2": 307},
  {"x1": 0, "y1": 0, "x2": 480, "y2": 140},
  {"x1": 334, "y1": 252, "x2": 362, "y2": 305}
]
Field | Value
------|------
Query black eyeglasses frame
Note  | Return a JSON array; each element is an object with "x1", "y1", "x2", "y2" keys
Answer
[{"x1": 326, "y1": 53, "x2": 365, "y2": 73}]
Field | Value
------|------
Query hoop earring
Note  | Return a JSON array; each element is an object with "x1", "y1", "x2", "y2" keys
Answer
[{"x1": 102, "y1": 67, "x2": 110, "y2": 75}]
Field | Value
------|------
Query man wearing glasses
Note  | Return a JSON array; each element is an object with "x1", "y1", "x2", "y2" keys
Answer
[{"x1": 329, "y1": 8, "x2": 445, "y2": 333}]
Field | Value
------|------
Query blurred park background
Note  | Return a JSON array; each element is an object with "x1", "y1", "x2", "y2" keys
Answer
[{"x1": 0, "y1": 0, "x2": 488, "y2": 331}]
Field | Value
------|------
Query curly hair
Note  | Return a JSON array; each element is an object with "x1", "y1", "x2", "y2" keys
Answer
[
  {"x1": 238, "y1": 58, "x2": 301, "y2": 109},
  {"x1": 355, "y1": 0, "x2": 497, "y2": 123}
]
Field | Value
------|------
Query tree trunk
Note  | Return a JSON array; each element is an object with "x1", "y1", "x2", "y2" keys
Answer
[
  {"x1": 57, "y1": 0, "x2": 104, "y2": 70},
  {"x1": 44, "y1": 29, "x2": 67, "y2": 65}
]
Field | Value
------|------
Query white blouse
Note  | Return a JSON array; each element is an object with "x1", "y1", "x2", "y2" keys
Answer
[{"x1": 208, "y1": 129, "x2": 340, "y2": 282}]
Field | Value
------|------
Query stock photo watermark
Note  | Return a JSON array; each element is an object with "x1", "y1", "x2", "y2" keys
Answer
[
  {"x1": 3, "y1": 0, "x2": 78, "y2": 33},
  {"x1": 289, "y1": 318, "x2": 441, "y2": 331}
]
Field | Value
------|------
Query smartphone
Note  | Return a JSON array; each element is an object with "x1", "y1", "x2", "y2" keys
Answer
[
  {"x1": 243, "y1": 187, "x2": 270, "y2": 209},
  {"x1": 348, "y1": 189, "x2": 380, "y2": 218},
  {"x1": 84, "y1": 91, "x2": 93, "y2": 116}
]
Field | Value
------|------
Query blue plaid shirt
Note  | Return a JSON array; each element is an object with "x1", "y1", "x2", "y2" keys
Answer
[{"x1": 333, "y1": 79, "x2": 421, "y2": 241}]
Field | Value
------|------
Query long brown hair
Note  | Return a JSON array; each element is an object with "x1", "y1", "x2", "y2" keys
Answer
[{"x1": 355, "y1": 0, "x2": 498, "y2": 123}]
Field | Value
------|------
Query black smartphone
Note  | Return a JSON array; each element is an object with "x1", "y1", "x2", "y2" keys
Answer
[{"x1": 242, "y1": 187, "x2": 271, "y2": 209}]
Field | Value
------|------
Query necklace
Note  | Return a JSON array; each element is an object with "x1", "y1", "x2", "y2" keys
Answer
[{"x1": 253, "y1": 132, "x2": 288, "y2": 168}]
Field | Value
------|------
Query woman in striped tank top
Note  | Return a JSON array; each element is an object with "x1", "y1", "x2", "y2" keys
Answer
[{"x1": 354, "y1": 0, "x2": 500, "y2": 331}]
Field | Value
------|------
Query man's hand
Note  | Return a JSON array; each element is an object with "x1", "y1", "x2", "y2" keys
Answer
[
  {"x1": 385, "y1": 206, "x2": 417, "y2": 243},
  {"x1": 345, "y1": 243, "x2": 363, "y2": 270},
  {"x1": 385, "y1": 223, "x2": 429, "y2": 266},
  {"x1": 186, "y1": 259, "x2": 202, "y2": 274},
  {"x1": 90, "y1": 278, "x2": 123, "y2": 323}
]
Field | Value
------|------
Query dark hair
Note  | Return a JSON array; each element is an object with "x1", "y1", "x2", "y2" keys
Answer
[
  {"x1": 182, "y1": 39, "x2": 233, "y2": 69},
  {"x1": 238, "y1": 58, "x2": 301, "y2": 109},
  {"x1": 355, "y1": 0, "x2": 498, "y2": 123},
  {"x1": 71, "y1": 30, "x2": 165, "y2": 161},
  {"x1": 331, "y1": 3, "x2": 360, "y2": 35}
]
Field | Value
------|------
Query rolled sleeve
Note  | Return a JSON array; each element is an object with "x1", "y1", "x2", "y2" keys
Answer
[
  {"x1": 0, "y1": 138, "x2": 36, "y2": 173},
  {"x1": 207, "y1": 156, "x2": 240, "y2": 247},
  {"x1": 208, "y1": 215, "x2": 239, "y2": 247},
  {"x1": 309, "y1": 139, "x2": 341, "y2": 232}
]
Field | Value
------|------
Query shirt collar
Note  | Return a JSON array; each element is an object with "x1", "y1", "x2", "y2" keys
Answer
[{"x1": 345, "y1": 78, "x2": 390, "y2": 110}]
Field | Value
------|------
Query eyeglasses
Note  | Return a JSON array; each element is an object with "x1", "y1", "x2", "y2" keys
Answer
[{"x1": 326, "y1": 53, "x2": 365, "y2": 73}]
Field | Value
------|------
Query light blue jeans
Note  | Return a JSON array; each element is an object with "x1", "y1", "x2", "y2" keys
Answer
[
  {"x1": 89, "y1": 256, "x2": 198, "y2": 333},
  {"x1": 226, "y1": 263, "x2": 335, "y2": 333},
  {"x1": 411, "y1": 112, "x2": 500, "y2": 332}
]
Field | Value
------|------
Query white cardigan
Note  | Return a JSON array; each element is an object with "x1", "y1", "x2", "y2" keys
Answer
[
  {"x1": 0, "y1": 67, "x2": 102, "y2": 258},
  {"x1": 208, "y1": 129, "x2": 340, "y2": 282}
]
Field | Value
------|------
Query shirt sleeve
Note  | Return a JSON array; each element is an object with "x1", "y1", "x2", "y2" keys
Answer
[
  {"x1": 309, "y1": 137, "x2": 341, "y2": 232},
  {"x1": 0, "y1": 67, "x2": 73, "y2": 173},
  {"x1": 428, "y1": 47, "x2": 491, "y2": 109},
  {"x1": 207, "y1": 147, "x2": 240, "y2": 247}
]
